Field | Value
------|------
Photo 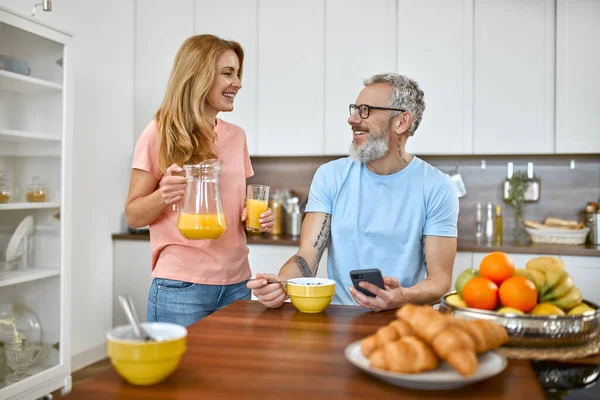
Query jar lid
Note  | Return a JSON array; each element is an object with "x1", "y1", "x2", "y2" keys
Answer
[{"x1": 28, "y1": 176, "x2": 44, "y2": 190}]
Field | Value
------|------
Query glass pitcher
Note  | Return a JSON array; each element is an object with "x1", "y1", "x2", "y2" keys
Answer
[{"x1": 177, "y1": 159, "x2": 227, "y2": 240}]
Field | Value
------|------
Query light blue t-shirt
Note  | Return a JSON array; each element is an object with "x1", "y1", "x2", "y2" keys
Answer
[{"x1": 305, "y1": 156, "x2": 459, "y2": 305}]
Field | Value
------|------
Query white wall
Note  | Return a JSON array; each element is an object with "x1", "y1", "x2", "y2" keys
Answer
[{"x1": 0, "y1": 0, "x2": 134, "y2": 367}]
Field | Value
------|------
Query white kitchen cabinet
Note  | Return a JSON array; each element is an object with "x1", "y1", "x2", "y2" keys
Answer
[
  {"x1": 195, "y1": 0, "x2": 259, "y2": 155},
  {"x1": 133, "y1": 0, "x2": 194, "y2": 141},
  {"x1": 473, "y1": 0, "x2": 555, "y2": 154},
  {"x1": 324, "y1": 0, "x2": 396, "y2": 155},
  {"x1": 0, "y1": 7, "x2": 73, "y2": 399},
  {"x1": 471, "y1": 252, "x2": 555, "y2": 271},
  {"x1": 113, "y1": 240, "x2": 153, "y2": 327},
  {"x1": 399, "y1": 0, "x2": 474, "y2": 155},
  {"x1": 247, "y1": 244, "x2": 329, "y2": 300},
  {"x1": 555, "y1": 0, "x2": 600, "y2": 154},
  {"x1": 451, "y1": 252, "x2": 473, "y2": 290},
  {"x1": 560, "y1": 256, "x2": 600, "y2": 308},
  {"x1": 256, "y1": 0, "x2": 325, "y2": 155},
  {"x1": 113, "y1": 241, "x2": 325, "y2": 323}
]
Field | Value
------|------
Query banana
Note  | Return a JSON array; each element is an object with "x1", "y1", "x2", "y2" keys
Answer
[
  {"x1": 548, "y1": 286, "x2": 582, "y2": 311},
  {"x1": 514, "y1": 268, "x2": 545, "y2": 293},
  {"x1": 541, "y1": 273, "x2": 574, "y2": 302},
  {"x1": 526, "y1": 256, "x2": 565, "y2": 271},
  {"x1": 541, "y1": 269, "x2": 567, "y2": 296},
  {"x1": 526, "y1": 257, "x2": 565, "y2": 295}
]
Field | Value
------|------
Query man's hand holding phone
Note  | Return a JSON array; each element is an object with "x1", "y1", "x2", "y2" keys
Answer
[{"x1": 349, "y1": 269, "x2": 412, "y2": 312}]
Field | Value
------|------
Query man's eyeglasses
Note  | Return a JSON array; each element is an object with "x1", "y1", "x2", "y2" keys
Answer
[{"x1": 349, "y1": 104, "x2": 406, "y2": 119}]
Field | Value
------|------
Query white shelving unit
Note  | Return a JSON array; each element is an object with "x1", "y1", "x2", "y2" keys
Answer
[
  {"x1": 0, "y1": 69, "x2": 63, "y2": 92},
  {"x1": 0, "y1": 128, "x2": 62, "y2": 142},
  {"x1": 0, "y1": 202, "x2": 60, "y2": 211},
  {"x1": 0, "y1": 6, "x2": 73, "y2": 400},
  {"x1": 0, "y1": 268, "x2": 60, "y2": 288}
]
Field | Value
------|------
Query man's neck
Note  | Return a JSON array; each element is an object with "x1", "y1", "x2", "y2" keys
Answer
[{"x1": 366, "y1": 147, "x2": 413, "y2": 176}]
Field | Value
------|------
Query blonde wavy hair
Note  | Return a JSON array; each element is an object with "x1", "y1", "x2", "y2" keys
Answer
[{"x1": 155, "y1": 34, "x2": 244, "y2": 172}]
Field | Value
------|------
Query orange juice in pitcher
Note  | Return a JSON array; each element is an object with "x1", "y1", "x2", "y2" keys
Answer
[
  {"x1": 177, "y1": 160, "x2": 227, "y2": 240},
  {"x1": 177, "y1": 213, "x2": 226, "y2": 240}
]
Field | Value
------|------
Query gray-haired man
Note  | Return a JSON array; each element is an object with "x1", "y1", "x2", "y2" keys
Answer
[{"x1": 249, "y1": 73, "x2": 459, "y2": 312}]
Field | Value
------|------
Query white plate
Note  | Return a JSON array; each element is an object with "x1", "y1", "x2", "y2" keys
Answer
[
  {"x1": 344, "y1": 340, "x2": 507, "y2": 390},
  {"x1": 5, "y1": 216, "x2": 34, "y2": 262}
]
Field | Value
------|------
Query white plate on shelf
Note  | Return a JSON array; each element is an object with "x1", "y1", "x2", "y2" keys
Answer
[
  {"x1": 344, "y1": 340, "x2": 507, "y2": 390},
  {"x1": 5, "y1": 215, "x2": 34, "y2": 262}
]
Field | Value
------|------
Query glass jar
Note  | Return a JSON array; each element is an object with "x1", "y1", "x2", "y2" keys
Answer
[
  {"x1": 26, "y1": 176, "x2": 47, "y2": 202},
  {"x1": 0, "y1": 303, "x2": 42, "y2": 346},
  {"x1": 269, "y1": 191, "x2": 284, "y2": 236},
  {"x1": 0, "y1": 172, "x2": 12, "y2": 203}
]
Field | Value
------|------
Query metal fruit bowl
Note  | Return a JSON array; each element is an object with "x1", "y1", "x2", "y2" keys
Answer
[{"x1": 439, "y1": 291, "x2": 600, "y2": 348}]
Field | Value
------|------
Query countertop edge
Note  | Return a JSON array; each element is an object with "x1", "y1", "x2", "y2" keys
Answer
[{"x1": 111, "y1": 233, "x2": 600, "y2": 257}]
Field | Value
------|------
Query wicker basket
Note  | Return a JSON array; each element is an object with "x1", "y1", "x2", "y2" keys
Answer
[{"x1": 525, "y1": 227, "x2": 590, "y2": 245}]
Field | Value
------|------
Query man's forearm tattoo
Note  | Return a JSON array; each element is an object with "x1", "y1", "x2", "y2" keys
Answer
[
  {"x1": 312, "y1": 214, "x2": 331, "y2": 258},
  {"x1": 293, "y1": 255, "x2": 313, "y2": 277}
]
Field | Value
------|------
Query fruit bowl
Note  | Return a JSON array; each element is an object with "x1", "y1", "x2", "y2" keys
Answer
[{"x1": 439, "y1": 292, "x2": 600, "y2": 348}]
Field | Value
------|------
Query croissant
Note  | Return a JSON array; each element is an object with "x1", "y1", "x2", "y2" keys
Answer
[
  {"x1": 453, "y1": 319, "x2": 509, "y2": 354},
  {"x1": 396, "y1": 304, "x2": 478, "y2": 376},
  {"x1": 360, "y1": 319, "x2": 414, "y2": 357},
  {"x1": 369, "y1": 336, "x2": 439, "y2": 373}
]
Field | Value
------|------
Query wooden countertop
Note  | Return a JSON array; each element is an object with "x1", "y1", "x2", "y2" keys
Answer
[
  {"x1": 64, "y1": 301, "x2": 549, "y2": 399},
  {"x1": 112, "y1": 232, "x2": 600, "y2": 257}
]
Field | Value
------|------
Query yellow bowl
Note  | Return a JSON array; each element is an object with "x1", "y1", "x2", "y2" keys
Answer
[
  {"x1": 106, "y1": 322, "x2": 187, "y2": 385},
  {"x1": 286, "y1": 278, "x2": 336, "y2": 313}
]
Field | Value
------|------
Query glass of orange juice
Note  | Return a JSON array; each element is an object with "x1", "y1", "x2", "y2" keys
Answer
[{"x1": 246, "y1": 184, "x2": 270, "y2": 233}]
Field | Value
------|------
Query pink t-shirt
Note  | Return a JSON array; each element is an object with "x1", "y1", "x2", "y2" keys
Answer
[{"x1": 132, "y1": 118, "x2": 254, "y2": 285}]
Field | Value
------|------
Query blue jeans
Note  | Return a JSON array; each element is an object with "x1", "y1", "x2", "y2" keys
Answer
[{"x1": 146, "y1": 278, "x2": 251, "y2": 327}]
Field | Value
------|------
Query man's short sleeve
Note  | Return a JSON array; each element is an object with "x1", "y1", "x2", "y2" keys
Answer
[
  {"x1": 305, "y1": 164, "x2": 335, "y2": 215},
  {"x1": 423, "y1": 176, "x2": 459, "y2": 237}
]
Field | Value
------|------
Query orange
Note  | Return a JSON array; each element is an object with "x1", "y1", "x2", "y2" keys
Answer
[
  {"x1": 479, "y1": 252, "x2": 515, "y2": 285},
  {"x1": 499, "y1": 276, "x2": 538, "y2": 312},
  {"x1": 462, "y1": 277, "x2": 499, "y2": 310}
]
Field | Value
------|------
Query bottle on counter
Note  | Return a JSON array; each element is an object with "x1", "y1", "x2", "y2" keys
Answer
[
  {"x1": 485, "y1": 202, "x2": 494, "y2": 243},
  {"x1": 475, "y1": 202, "x2": 483, "y2": 239},
  {"x1": 269, "y1": 191, "x2": 284, "y2": 236},
  {"x1": 494, "y1": 205, "x2": 503, "y2": 245}
]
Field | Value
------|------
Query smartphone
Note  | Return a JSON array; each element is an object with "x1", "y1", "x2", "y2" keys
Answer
[{"x1": 350, "y1": 269, "x2": 385, "y2": 297}]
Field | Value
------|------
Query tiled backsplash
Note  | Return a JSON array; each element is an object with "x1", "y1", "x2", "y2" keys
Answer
[{"x1": 248, "y1": 154, "x2": 600, "y2": 241}]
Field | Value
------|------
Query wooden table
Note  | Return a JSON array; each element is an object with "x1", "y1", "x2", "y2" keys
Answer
[{"x1": 65, "y1": 301, "x2": 548, "y2": 399}]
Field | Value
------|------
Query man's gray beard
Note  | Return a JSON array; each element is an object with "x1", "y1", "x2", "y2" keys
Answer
[{"x1": 349, "y1": 132, "x2": 389, "y2": 163}]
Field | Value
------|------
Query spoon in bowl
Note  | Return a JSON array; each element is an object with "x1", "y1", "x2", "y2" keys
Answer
[{"x1": 118, "y1": 295, "x2": 155, "y2": 342}]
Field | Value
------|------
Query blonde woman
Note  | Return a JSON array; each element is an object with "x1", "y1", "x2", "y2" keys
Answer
[{"x1": 125, "y1": 35, "x2": 274, "y2": 327}]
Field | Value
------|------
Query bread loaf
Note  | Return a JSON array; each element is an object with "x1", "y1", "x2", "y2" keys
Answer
[
  {"x1": 525, "y1": 218, "x2": 584, "y2": 230},
  {"x1": 544, "y1": 217, "x2": 581, "y2": 229}
]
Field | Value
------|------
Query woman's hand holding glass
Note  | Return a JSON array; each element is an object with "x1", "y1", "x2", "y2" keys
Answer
[
  {"x1": 242, "y1": 206, "x2": 274, "y2": 232},
  {"x1": 244, "y1": 184, "x2": 274, "y2": 232}
]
